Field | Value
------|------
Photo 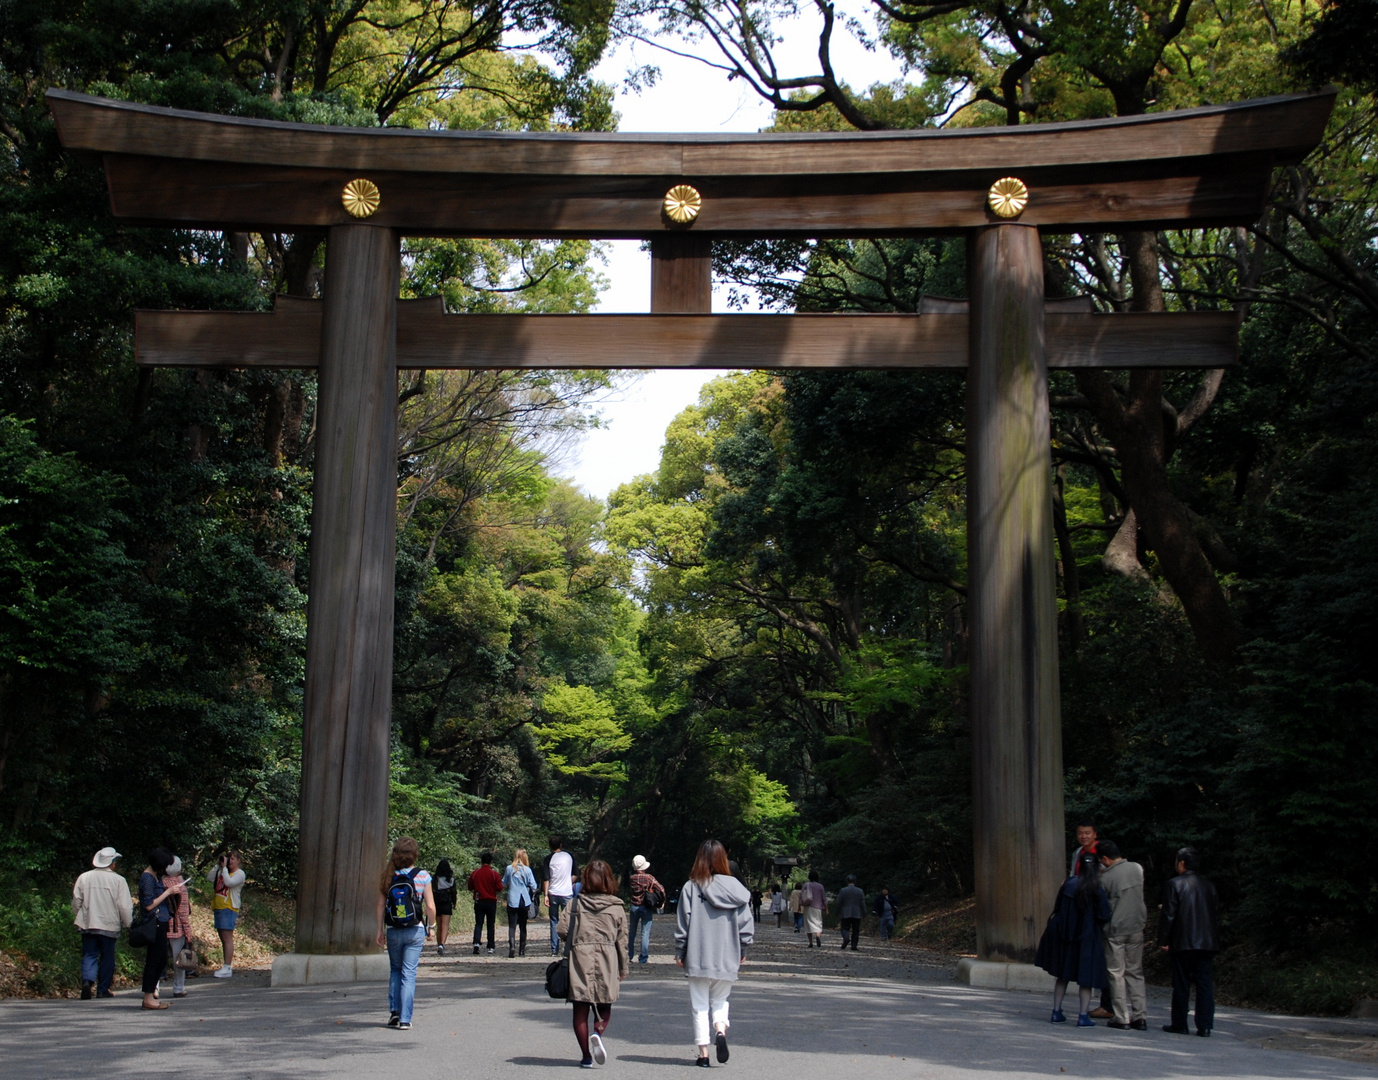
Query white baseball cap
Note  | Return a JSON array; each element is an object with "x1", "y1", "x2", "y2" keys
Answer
[{"x1": 93, "y1": 847, "x2": 121, "y2": 868}]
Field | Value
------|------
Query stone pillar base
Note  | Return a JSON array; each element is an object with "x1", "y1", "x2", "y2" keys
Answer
[
  {"x1": 271, "y1": 952, "x2": 390, "y2": 987},
  {"x1": 956, "y1": 958, "x2": 1055, "y2": 992}
]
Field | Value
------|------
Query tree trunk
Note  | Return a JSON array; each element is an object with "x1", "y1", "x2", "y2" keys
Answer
[{"x1": 1076, "y1": 231, "x2": 1237, "y2": 667}]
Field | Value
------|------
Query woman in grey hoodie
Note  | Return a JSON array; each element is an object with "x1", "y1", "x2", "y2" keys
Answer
[{"x1": 674, "y1": 840, "x2": 754, "y2": 1067}]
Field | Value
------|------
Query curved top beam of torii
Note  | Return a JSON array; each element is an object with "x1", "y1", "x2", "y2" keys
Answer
[{"x1": 47, "y1": 88, "x2": 1334, "y2": 239}]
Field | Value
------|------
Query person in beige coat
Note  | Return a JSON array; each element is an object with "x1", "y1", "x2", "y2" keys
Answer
[
  {"x1": 557, "y1": 860, "x2": 630, "y2": 1068},
  {"x1": 73, "y1": 846, "x2": 133, "y2": 999}
]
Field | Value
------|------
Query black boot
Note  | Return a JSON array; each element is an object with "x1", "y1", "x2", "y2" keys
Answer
[{"x1": 80, "y1": 981, "x2": 93, "y2": 1000}]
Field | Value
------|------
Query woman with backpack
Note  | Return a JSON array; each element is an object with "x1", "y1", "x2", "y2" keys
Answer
[
  {"x1": 627, "y1": 855, "x2": 664, "y2": 965},
  {"x1": 1035, "y1": 852, "x2": 1113, "y2": 1026},
  {"x1": 674, "y1": 839, "x2": 753, "y2": 1067},
  {"x1": 375, "y1": 837, "x2": 436, "y2": 1030},
  {"x1": 503, "y1": 848, "x2": 539, "y2": 958},
  {"x1": 432, "y1": 858, "x2": 457, "y2": 956},
  {"x1": 557, "y1": 859, "x2": 629, "y2": 1068}
]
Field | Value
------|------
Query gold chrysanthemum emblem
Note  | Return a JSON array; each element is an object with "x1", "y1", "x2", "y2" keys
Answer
[
  {"x1": 342, "y1": 178, "x2": 381, "y2": 218},
  {"x1": 987, "y1": 176, "x2": 1029, "y2": 219},
  {"x1": 663, "y1": 184, "x2": 702, "y2": 225}
]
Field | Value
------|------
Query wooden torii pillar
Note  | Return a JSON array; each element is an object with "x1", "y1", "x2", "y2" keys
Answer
[{"x1": 48, "y1": 88, "x2": 1332, "y2": 986}]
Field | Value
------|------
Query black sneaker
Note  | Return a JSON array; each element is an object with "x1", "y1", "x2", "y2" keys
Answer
[
  {"x1": 437, "y1": 944, "x2": 445, "y2": 956},
  {"x1": 1130, "y1": 1019, "x2": 1148, "y2": 1031},
  {"x1": 388, "y1": 1012, "x2": 400, "y2": 1028},
  {"x1": 80, "y1": 981, "x2": 93, "y2": 1000},
  {"x1": 695, "y1": 1058, "x2": 711, "y2": 1068},
  {"x1": 715, "y1": 1032, "x2": 729, "y2": 1063},
  {"x1": 398, "y1": 1021, "x2": 411, "y2": 1031},
  {"x1": 473, "y1": 945, "x2": 480, "y2": 955}
]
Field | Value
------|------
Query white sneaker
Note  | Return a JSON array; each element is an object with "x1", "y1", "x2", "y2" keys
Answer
[
  {"x1": 213, "y1": 966, "x2": 233, "y2": 979},
  {"x1": 588, "y1": 1033, "x2": 607, "y2": 1066}
]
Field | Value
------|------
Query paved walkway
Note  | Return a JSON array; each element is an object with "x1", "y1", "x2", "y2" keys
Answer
[{"x1": 6, "y1": 919, "x2": 1376, "y2": 1079}]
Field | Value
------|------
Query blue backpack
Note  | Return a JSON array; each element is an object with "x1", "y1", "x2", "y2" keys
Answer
[{"x1": 385, "y1": 868, "x2": 422, "y2": 928}]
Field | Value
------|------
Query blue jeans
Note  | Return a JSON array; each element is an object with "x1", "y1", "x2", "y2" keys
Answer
[
  {"x1": 548, "y1": 896, "x2": 569, "y2": 955},
  {"x1": 80, "y1": 933, "x2": 116, "y2": 994},
  {"x1": 628, "y1": 906, "x2": 653, "y2": 962},
  {"x1": 879, "y1": 915, "x2": 895, "y2": 941},
  {"x1": 387, "y1": 924, "x2": 426, "y2": 1023}
]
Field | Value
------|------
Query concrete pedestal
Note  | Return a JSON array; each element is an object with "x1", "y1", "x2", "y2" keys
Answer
[
  {"x1": 956, "y1": 957, "x2": 1055, "y2": 992},
  {"x1": 270, "y1": 952, "x2": 390, "y2": 987}
]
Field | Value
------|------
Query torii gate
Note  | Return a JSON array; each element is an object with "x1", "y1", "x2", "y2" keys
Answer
[{"x1": 48, "y1": 88, "x2": 1332, "y2": 987}]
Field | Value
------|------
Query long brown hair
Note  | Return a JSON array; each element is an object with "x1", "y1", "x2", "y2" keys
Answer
[
  {"x1": 380, "y1": 837, "x2": 419, "y2": 894},
  {"x1": 581, "y1": 859, "x2": 619, "y2": 896},
  {"x1": 689, "y1": 840, "x2": 730, "y2": 887}
]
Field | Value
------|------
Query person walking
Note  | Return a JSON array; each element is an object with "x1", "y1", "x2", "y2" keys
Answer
[
  {"x1": 749, "y1": 887, "x2": 763, "y2": 923},
  {"x1": 208, "y1": 851, "x2": 245, "y2": 978},
  {"x1": 432, "y1": 859, "x2": 457, "y2": 955},
  {"x1": 138, "y1": 848, "x2": 186, "y2": 1011},
  {"x1": 72, "y1": 846, "x2": 132, "y2": 999},
  {"x1": 768, "y1": 884, "x2": 785, "y2": 928},
  {"x1": 557, "y1": 860, "x2": 629, "y2": 1068},
  {"x1": 801, "y1": 870, "x2": 827, "y2": 948},
  {"x1": 873, "y1": 887, "x2": 899, "y2": 943},
  {"x1": 1035, "y1": 853, "x2": 1112, "y2": 1026},
  {"x1": 1158, "y1": 846, "x2": 1221, "y2": 1038},
  {"x1": 468, "y1": 852, "x2": 503, "y2": 955},
  {"x1": 503, "y1": 848, "x2": 538, "y2": 957},
  {"x1": 788, "y1": 882, "x2": 804, "y2": 933},
  {"x1": 1097, "y1": 841, "x2": 1148, "y2": 1031},
  {"x1": 627, "y1": 855, "x2": 664, "y2": 965},
  {"x1": 376, "y1": 837, "x2": 436, "y2": 1030},
  {"x1": 544, "y1": 836, "x2": 579, "y2": 956},
  {"x1": 837, "y1": 875, "x2": 865, "y2": 950},
  {"x1": 674, "y1": 839, "x2": 753, "y2": 1067},
  {"x1": 163, "y1": 856, "x2": 193, "y2": 998}
]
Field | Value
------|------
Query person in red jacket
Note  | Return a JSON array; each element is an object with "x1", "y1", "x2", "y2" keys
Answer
[{"x1": 468, "y1": 852, "x2": 504, "y2": 955}]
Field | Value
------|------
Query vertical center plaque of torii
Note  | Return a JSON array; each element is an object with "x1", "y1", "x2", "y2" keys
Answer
[{"x1": 47, "y1": 88, "x2": 1332, "y2": 986}]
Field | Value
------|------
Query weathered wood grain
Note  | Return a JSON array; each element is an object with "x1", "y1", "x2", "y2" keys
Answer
[
  {"x1": 650, "y1": 235, "x2": 712, "y2": 313},
  {"x1": 49, "y1": 88, "x2": 1333, "y2": 177},
  {"x1": 99, "y1": 153, "x2": 1276, "y2": 235},
  {"x1": 136, "y1": 307, "x2": 1237, "y2": 370},
  {"x1": 965, "y1": 224, "x2": 1066, "y2": 965},
  {"x1": 295, "y1": 225, "x2": 399, "y2": 956}
]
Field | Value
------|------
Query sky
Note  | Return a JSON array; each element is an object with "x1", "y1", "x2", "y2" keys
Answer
[{"x1": 555, "y1": 6, "x2": 912, "y2": 501}]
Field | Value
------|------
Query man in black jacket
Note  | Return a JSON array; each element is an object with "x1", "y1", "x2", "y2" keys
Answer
[{"x1": 1158, "y1": 846, "x2": 1221, "y2": 1037}]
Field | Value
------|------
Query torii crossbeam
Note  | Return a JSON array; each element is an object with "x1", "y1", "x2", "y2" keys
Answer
[{"x1": 48, "y1": 88, "x2": 1333, "y2": 987}]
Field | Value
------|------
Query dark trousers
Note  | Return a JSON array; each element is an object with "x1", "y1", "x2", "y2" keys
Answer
[
  {"x1": 840, "y1": 917, "x2": 860, "y2": 949},
  {"x1": 80, "y1": 933, "x2": 117, "y2": 994},
  {"x1": 473, "y1": 899, "x2": 497, "y2": 949},
  {"x1": 507, "y1": 904, "x2": 528, "y2": 951},
  {"x1": 141, "y1": 922, "x2": 169, "y2": 994},
  {"x1": 1170, "y1": 950, "x2": 1215, "y2": 1032}
]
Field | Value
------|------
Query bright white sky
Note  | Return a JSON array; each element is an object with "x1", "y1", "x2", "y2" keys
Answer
[{"x1": 556, "y1": 6, "x2": 913, "y2": 501}]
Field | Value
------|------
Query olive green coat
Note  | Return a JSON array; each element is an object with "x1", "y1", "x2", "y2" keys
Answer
[{"x1": 557, "y1": 891, "x2": 630, "y2": 1004}]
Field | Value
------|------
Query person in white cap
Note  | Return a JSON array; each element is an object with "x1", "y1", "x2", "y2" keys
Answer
[
  {"x1": 72, "y1": 847, "x2": 132, "y2": 999},
  {"x1": 163, "y1": 856, "x2": 193, "y2": 997},
  {"x1": 627, "y1": 855, "x2": 664, "y2": 965}
]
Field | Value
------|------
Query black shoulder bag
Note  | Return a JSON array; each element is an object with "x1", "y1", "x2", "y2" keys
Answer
[{"x1": 544, "y1": 897, "x2": 579, "y2": 999}]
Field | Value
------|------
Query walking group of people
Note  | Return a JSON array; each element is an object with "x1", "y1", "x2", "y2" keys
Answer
[
  {"x1": 1036, "y1": 820, "x2": 1221, "y2": 1036},
  {"x1": 772, "y1": 874, "x2": 900, "y2": 946},
  {"x1": 379, "y1": 835, "x2": 747, "y2": 1066},
  {"x1": 71, "y1": 846, "x2": 244, "y2": 1007}
]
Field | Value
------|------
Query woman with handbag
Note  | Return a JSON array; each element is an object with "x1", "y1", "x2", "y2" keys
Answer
[
  {"x1": 138, "y1": 847, "x2": 186, "y2": 1011},
  {"x1": 557, "y1": 860, "x2": 629, "y2": 1068},
  {"x1": 502, "y1": 848, "x2": 538, "y2": 958},
  {"x1": 163, "y1": 855, "x2": 194, "y2": 997},
  {"x1": 674, "y1": 840, "x2": 754, "y2": 1067},
  {"x1": 432, "y1": 859, "x2": 457, "y2": 956}
]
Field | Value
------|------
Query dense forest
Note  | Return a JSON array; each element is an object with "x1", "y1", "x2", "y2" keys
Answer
[{"x1": 1, "y1": 0, "x2": 1376, "y2": 1010}]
